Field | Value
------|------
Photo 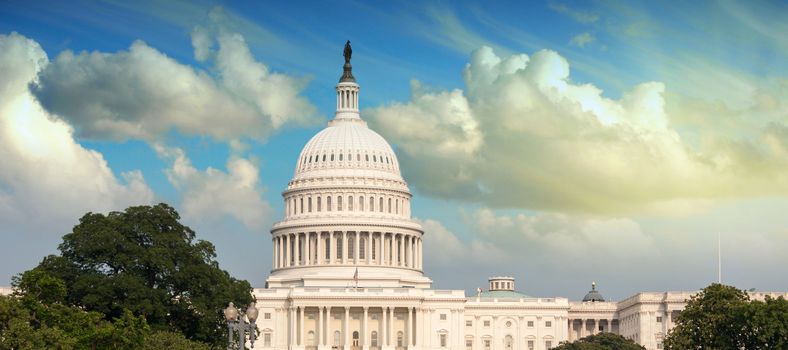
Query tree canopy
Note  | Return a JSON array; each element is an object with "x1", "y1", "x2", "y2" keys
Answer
[
  {"x1": 664, "y1": 283, "x2": 788, "y2": 349},
  {"x1": 552, "y1": 332, "x2": 646, "y2": 350},
  {"x1": 20, "y1": 203, "x2": 253, "y2": 346}
]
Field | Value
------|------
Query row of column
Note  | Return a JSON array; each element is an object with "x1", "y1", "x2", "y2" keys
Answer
[
  {"x1": 337, "y1": 87, "x2": 359, "y2": 110},
  {"x1": 567, "y1": 319, "x2": 615, "y2": 341},
  {"x1": 288, "y1": 194, "x2": 410, "y2": 218},
  {"x1": 289, "y1": 306, "x2": 418, "y2": 348},
  {"x1": 273, "y1": 231, "x2": 422, "y2": 270}
]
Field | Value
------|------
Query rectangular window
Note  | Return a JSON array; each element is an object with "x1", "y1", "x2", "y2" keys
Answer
[
  {"x1": 545, "y1": 321, "x2": 552, "y2": 327},
  {"x1": 527, "y1": 340, "x2": 534, "y2": 350},
  {"x1": 657, "y1": 343, "x2": 663, "y2": 349},
  {"x1": 545, "y1": 340, "x2": 552, "y2": 349},
  {"x1": 484, "y1": 339, "x2": 491, "y2": 350},
  {"x1": 440, "y1": 313, "x2": 447, "y2": 321},
  {"x1": 440, "y1": 334, "x2": 447, "y2": 348},
  {"x1": 264, "y1": 312, "x2": 271, "y2": 320},
  {"x1": 466, "y1": 320, "x2": 473, "y2": 327},
  {"x1": 527, "y1": 321, "x2": 534, "y2": 327},
  {"x1": 657, "y1": 316, "x2": 663, "y2": 323},
  {"x1": 483, "y1": 320, "x2": 490, "y2": 327},
  {"x1": 264, "y1": 333, "x2": 271, "y2": 347},
  {"x1": 465, "y1": 339, "x2": 473, "y2": 350}
]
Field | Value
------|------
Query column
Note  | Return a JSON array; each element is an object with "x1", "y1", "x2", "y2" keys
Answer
[
  {"x1": 367, "y1": 232, "x2": 372, "y2": 264},
  {"x1": 300, "y1": 307, "x2": 306, "y2": 346},
  {"x1": 594, "y1": 319, "x2": 600, "y2": 335},
  {"x1": 389, "y1": 307, "x2": 394, "y2": 347},
  {"x1": 272, "y1": 237, "x2": 276, "y2": 268},
  {"x1": 398, "y1": 234, "x2": 404, "y2": 266},
  {"x1": 378, "y1": 233, "x2": 384, "y2": 265},
  {"x1": 408, "y1": 307, "x2": 414, "y2": 347},
  {"x1": 306, "y1": 233, "x2": 312, "y2": 265},
  {"x1": 342, "y1": 232, "x2": 348, "y2": 264},
  {"x1": 290, "y1": 307, "x2": 297, "y2": 346},
  {"x1": 382, "y1": 307, "x2": 388, "y2": 347},
  {"x1": 317, "y1": 232, "x2": 323, "y2": 265},
  {"x1": 355, "y1": 232, "x2": 360, "y2": 264},
  {"x1": 296, "y1": 233, "x2": 301, "y2": 266},
  {"x1": 416, "y1": 308, "x2": 424, "y2": 349},
  {"x1": 410, "y1": 237, "x2": 415, "y2": 268},
  {"x1": 320, "y1": 306, "x2": 325, "y2": 347},
  {"x1": 568, "y1": 319, "x2": 573, "y2": 341},
  {"x1": 581, "y1": 319, "x2": 586, "y2": 338},
  {"x1": 344, "y1": 307, "x2": 350, "y2": 350},
  {"x1": 326, "y1": 307, "x2": 332, "y2": 347},
  {"x1": 285, "y1": 234, "x2": 290, "y2": 267},
  {"x1": 363, "y1": 307, "x2": 369, "y2": 349},
  {"x1": 329, "y1": 233, "x2": 335, "y2": 264}
]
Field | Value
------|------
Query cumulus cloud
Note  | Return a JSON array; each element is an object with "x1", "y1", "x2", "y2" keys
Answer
[
  {"x1": 366, "y1": 46, "x2": 788, "y2": 214},
  {"x1": 569, "y1": 32, "x2": 595, "y2": 47},
  {"x1": 30, "y1": 24, "x2": 317, "y2": 142},
  {"x1": 154, "y1": 145, "x2": 271, "y2": 229},
  {"x1": 0, "y1": 33, "x2": 155, "y2": 281}
]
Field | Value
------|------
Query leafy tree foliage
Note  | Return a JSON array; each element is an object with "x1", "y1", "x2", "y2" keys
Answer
[
  {"x1": 552, "y1": 332, "x2": 646, "y2": 350},
  {"x1": 664, "y1": 283, "x2": 788, "y2": 349},
  {"x1": 25, "y1": 203, "x2": 253, "y2": 346}
]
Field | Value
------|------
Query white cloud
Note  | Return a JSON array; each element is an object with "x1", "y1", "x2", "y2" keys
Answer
[
  {"x1": 569, "y1": 32, "x2": 595, "y2": 48},
  {"x1": 30, "y1": 25, "x2": 317, "y2": 142},
  {"x1": 366, "y1": 46, "x2": 788, "y2": 214},
  {"x1": 154, "y1": 145, "x2": 271, "y2": 229},
  {"x1": 0, "y1": 33, "x2": 155, "y2": 281},
  {"x1": 549, "y1": 2, "x2": 599, "y2": 24}
]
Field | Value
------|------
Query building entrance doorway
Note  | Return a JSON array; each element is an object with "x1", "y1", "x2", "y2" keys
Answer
[{"x1": 352, "y1": 331, "x2": 360, "y2": 350}]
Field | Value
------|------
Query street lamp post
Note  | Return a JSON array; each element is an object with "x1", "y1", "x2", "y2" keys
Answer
[{"x1": 224, "y1": 302, "x2": 259, "y2": 350}]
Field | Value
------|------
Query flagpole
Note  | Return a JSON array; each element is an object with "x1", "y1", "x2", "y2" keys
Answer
[{"x1": 718, "y1": 232, "x2": 721, "y2": 284}]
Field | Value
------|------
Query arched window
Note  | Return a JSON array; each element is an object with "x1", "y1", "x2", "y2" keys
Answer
[
  {"x1": 360, "y1": 237, "x2": 366, "y2": 259},
  {"x1": 371, "y1": 331, "x2": 378, "y2": 347},
  {"x1": 370, "y1": 197, "x2": 375, "y2": 211},
  {"x1": 379, "y1": 197, "x2": 384, "y2": 212},
  {"x1": 388, "y1": 198, "x2": 392, "y2": 213},
  {"x1": 373, "y1": 155, "x2": 377, "y2": 162},
  {"x1": 371, "y1": 237, "x2": 376, "y2": 260},
  {"x1": 308, "y1": 197, "x2": 312, "y2": 212},
  {"x1": 334, "y1": 331, "x2": 341, "y2": 346},
  {"x1": 353, "y1": 331, "x2": 360, "y2": 347},
  {"x1": 323, "y1": 154, "x2": 326, "y2": 162},
  {"x1": 331, "y1": 154, "x2": 335, "y2": 161},
  {"x1": 340, "y1": 153, "x2": 343, "y2": 161},
  {"x1": 338, "y1": 196, "x2": 343, "y2": 211},
  {"x1": 505, "y1": 335, "x2": 513, "y2": 350},
  {"x1": 325, "y1": 236, "x2": 331, "y2": 260},
  {"x1": 359, "y1": 196, "x2": 364, "y2": 211},
  {"x1": 308, "y1": 331, "x2": 316, "y2": 346},
  {"x1": 349, "y1": 196, "x2": 354, "y2": 211},
  {"x1": 300, "y1": 198, "x2": 304, "y2": 214},
  {"x1": 337, "y1": 236, "x2": 343, "y2": 259},
  {"x1": 357, "y1": 153, "x2": 360, "y2": 161},
  {"x1": 318, "y1": 197, "x2": 322, "y2": 211},
  {"x1": 366, "y1": 154, "x2": 369, "y2": 161},
  {"x1": 397, "y1": 331, "x2": 404, "y2": 347},
  {"x1": 327, "y1": 196, "x2": 332, "y2": 211},
  {"x1": 347, "y1": 233, "x2": 356, "y2": 259}
]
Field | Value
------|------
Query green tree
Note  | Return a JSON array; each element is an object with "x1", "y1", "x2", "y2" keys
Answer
[
  {"x1": 26, "y1": 203, "x2": 253, "y2": 346},
  {"x1": 552, "y1": 332, "x2": 646, "y2": 350},
  {"x1": 664, "y1": 283, "x2": 788, "y2": 349},
  {"x1": 141, "y1": 330, "x2": 212, "y2": 350}
]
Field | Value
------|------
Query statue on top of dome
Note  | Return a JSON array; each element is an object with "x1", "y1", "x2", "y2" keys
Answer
[{"x1": 343, "y1": 40, "x2": 352, "y2": 63}]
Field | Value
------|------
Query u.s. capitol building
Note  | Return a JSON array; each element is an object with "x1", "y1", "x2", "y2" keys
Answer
[{"x1": 249, "y1": 45, "x2": 787, "y2": 350}]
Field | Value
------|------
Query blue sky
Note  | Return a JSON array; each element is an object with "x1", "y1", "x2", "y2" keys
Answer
[{"x1": 1, "y1": 0, "x2": 787, "y2": 300}]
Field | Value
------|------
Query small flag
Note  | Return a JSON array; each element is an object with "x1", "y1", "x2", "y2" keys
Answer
[{"x1": 353, "y1": 267, "x2": 359, "y2": 286}]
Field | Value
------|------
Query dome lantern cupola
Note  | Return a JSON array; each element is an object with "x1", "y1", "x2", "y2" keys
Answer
[
  {"x1": 488, "y1": 276, "x2": 515, "y2": 291},
  {"x1": 333, "y1": 40, "x2": 362, "y2": 124},
  {"x1": 582, "y1": 281, "x2": 606, "y2": 302}
]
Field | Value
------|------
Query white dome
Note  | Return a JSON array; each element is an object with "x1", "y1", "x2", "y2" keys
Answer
[{"x1": 293, "y1": 120, "x2": 403, "y2": 182}]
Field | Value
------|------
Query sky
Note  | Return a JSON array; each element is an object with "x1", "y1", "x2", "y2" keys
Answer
[{"x1": 1, "y1": 0, "x2": 787, "y2": 301}]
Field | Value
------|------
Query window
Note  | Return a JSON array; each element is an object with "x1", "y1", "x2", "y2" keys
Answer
[
  {"x1": 323, "y1": 154, "x2": 326, "y2": 161},
  {"x1": 379, "y1": 197, "x2": 384, "y2": 212},
  {"x1": 371, "y1": 331, "x2": 378, "y2": 347},
  {"x1": 545, "y1": 340, "x2": 552, "y2": 349},
  {"x1": 334, "y1": 331, "x2": 341, "y2": 346},
  {"x1": 308, "y1": 197, "x2": 312, "y2": 212},
  {"x1": 388, "y1": 198, "x2": 392, "y2": 213},
  {"x1": 527, "y1": 340, "x2": 534, "y2": 350},
  {"x1": 338, "y1": 196, "x2": 343, "y2": 211},
  {"x1": 483, "y1": 320, "x2": 490, "y2": 327},
  {"x1": 331, "y1": 154, "x2": 334, "y2": 161},
  {"x1": 359, "y1": 196, "x2": 364, "y2": 211},
  {"x1": 349, "y1": 196, "x2": 354, "y2": 211},
  {"x1": 440, "y1": 314, "x2": 447, "y2": 321},
  {"x1": 465, "y1": 339, "x2": 473, "y2": 350},
  {"x1": 327, "y1": 196, "x2": 332, "y2": 211},
  {"x1": 440, "y1": 334, "x2": 447, "y2": 348},
  {"x1": 308, "y1": 331, "x2": 316, "y2": 346},
  {"x1": 300, "y1": 198, "x2": 304, "y2": 213},
  {"x1": 360, "y1": 237, "x2": 366, "y2": 259},
  {"x1": 264, "y1": 332, "x2": 272, "y2": 347},
  {"x1": 466, "y1": 320, "x2": 473, "y2": 327},
  {"x1": 372, "y1": 237, "x2": 376, "y2": 259},
  {"x1": 484, "y1": 339, "x2": 491, "y2": 350},
  {"x1": 527, "y1": 321, "x2": 534, "y2": 327},
  {"x1": 545, "y1": 321, "x2": 552, "y2": 327},
  {"x1": 504, "y1": 335, "x2": 513, "y2": 350},
  {"x1": 657, "y1": 342, "x2": 663, "y2": 349},
  {"x1": 397, "y1": 331, "x2": 404, "y2": 347},
  {"x1": 657, "y1": 316, "x2": 663, "y2": 323},
  {"x1": 348, "y1": 235, "x2": 355, "y2": 259},
  {"x1": 317, "y1": 197, "x2": 322, "y2": 211},
  {"x1": 370, "y1": 197, "x2": 374, "y2": 211},
  {"x1": 337, "y1": 237, "x2": 343, "y2": 259},
  {"x1": 339, "y1": 154, "x2": 343, "y2": 161},
  {"x1": 264, "y1": 313, "x2": 271, "y2": 320}
]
